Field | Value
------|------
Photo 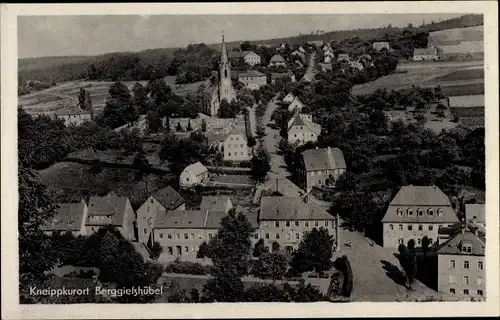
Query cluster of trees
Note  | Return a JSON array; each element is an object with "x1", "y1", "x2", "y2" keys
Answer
[
  {"x1": 18, "y1": 80, "x2": 56, "y2": 96},
  {"x1": 158, "y1": 132, "x2": 210, "y2": 176},
  {"x1": 171, "y1": 44, "x2": 218, "y2": 84}
]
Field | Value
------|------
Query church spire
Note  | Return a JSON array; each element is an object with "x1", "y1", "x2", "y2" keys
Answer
[{"x1": 221, "y1": 31, "x2": 228, "y2": 64}]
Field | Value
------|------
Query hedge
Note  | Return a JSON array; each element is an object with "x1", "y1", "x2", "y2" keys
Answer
[
  {"x1": 164, "y1": 260, "x2": 213, "y2": 275},
  {"x1": 333, "y1": 255, "x2": 354, "y2": 298}
]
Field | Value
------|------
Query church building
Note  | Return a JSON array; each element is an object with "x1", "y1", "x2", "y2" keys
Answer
[{"x1": 203, "y1": 34, "x2": 236, "y2": 117}]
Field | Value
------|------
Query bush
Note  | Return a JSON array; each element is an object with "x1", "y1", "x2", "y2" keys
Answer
[
  {"x1": 333, "y1": 255, "x2": 353, "y2": 297},
  {"x1": 164, "y1": 260, "x2": 213, "y2": 275},
  {"x1": 247, "y1": 136, "x2": 257, "y2": 148}
]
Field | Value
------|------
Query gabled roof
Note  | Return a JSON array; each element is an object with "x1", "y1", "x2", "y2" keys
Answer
[
  {"x1": 228, "y1": 51, "x2": 256, "y2": 58},
  {"x1": 182, "y1": 162, "x2": 208, "y2": 176},
  {"x1": 437, "y1": 230, "x2": 485, "y2": 256},
  {"x1": 260, "y1": 196, "x2": 335, "y2": 221},
  {"x1": 204, "y1": 210, "x2": 227, "y2": 229},
  {"x1": 40, "y1": 202, "x2": 86, "y2": 232},
  {"x1": 87, "y1": 193, "x2": 129, "y2": 226},
  {"x1": 270, "y1": 54, "x2": 285, "y2": 62},
  {"x1": 206, "y1": 132, "x2": 229, "y2": 143},
  {"x1": 465, "y1": 204, "x2": 485, "y2": 225},
  {"x1": 225, "y1": 129, "x2": 248, "y2": 142},
  {"x1": 235, "y1": 205, "x2": 259, "y2": 229},
  {"x1": 200, "y1": 195, "x2": 232, "y2": 212},
  {"x1": 302, "y1": 147, "x2": 346, "y2": 172},
  {"x1": 238, "y1": 70, "x2": 266, "y2": 78},
  {"x1": 381, "y1": 186, "x2": 459, "y2": 223},
  {"x1": 151, "y1": 186, "x2": 185, "y2": 210},
  {"x1": 154, "y1": 210, "x2": 207, "y2": 229},
  {"x1": 287, "y1": 113, "x2": 322, "y2": 136}
]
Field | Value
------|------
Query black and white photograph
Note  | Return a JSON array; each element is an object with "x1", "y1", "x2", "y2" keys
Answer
[{"x1": 1, "y1": 2, "x2": 499, "y2": 319}]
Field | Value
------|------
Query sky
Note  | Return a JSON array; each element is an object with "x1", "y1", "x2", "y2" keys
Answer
[{"x1": 18, "y1": 14, "x2": 466, "y2": 58}]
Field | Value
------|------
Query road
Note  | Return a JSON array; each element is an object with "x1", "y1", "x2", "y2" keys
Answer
[{"x1": 301, "y1": 51, "x2": 317, "y2": 82}]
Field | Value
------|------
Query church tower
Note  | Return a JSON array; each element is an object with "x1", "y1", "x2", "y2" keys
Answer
[{"x1": 218, "y1": 33, "x2": 234, "y2": 106}]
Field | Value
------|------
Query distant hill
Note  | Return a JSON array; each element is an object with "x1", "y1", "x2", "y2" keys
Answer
[{"x1": 18, "y1": 14, "x2": 482, "y2": 84}]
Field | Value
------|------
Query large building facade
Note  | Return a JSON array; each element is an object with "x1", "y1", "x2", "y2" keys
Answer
[
  {"x1": 298, "y1": 147, "x2": 346, "y2": 192},
  {"x1": 203, "y1": 34, "x2": 236, "y2": 117}
]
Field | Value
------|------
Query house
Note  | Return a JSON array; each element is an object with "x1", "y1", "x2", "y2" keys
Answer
[
  {"x1": 200, "y1": 195, "x2": 233, "y2": 213},
  {"x1": 228, "y1": 51, "x2": 261, "y2": 66},
  {"x1": 324, "y1": 55, "x2": 333, "y2": 63},
  {"x1": 307, "y1": 40, "x2": 324, "y2": 47},
  {"x1": 318, "y1": 63, "x2": 333, "y2": 72},
  {"x1": 286, "y1": 96, "x2": 306, "y2": 112},
  {"x1": 202, "y1": 34, "x2": 236, "y2": 117},
  {"x1": 152, "y1": 209, "x2": 226, "y2": 262},
  {"x1": 257, "y1": 196, "x2": 337, "y2": 253},
  {"x1": 372, "y1": 41, "x2": 390, "y2": 51},
  {"x1": 437, "y1": 228, "x2": 485, "y2": 300},
  {"x1": 298, "y1": 147, "x2": 346, "y2": 192},
  {"x1": 206, "y1": 132, "x2": 228, "y2": 152},
  {"x1": 287, "y1": 112, "x2": 321, "y2": 146},
  {"x1": 349, "y1": 60, "x2": 364, "y2": 70},
  {"x1": 291, "y1": 50, "x2": 306, "y2": 60},
  {"x1": 269, "y1": 54, "x2": 286, "y2": 67},
  {"x1": 238, "y1": 70, "x2": 267, "y2": 90},
  {"x1": 298, "y1": 46, "x2": 306, "y2": 53},
  {"x1": 40, "y1": 200, "x2": 89, "y2": 236},
  {"x1": 413, "y1": 47, "x2": 439, "y2": 61},
  {"x1": 282, "y1": 92, "x2": 295, "y2": 104},
  {"x1": 179, "y1": 162, "x2": 209, "y2": 187},
  {"x1": 86, "y1": 192, "x2": 135, "y2": 241},
  {"x1": 271, "y1": 72, "x2": 296, "y2": 84},
  {"x1": 381, "y1": 185, "x2": 460, "y2": 248},
  {"x1": 136, "y1": 186, "x2": 186, "y2": 245},
  {"x1": 223, "y1": 130, "x2": 250, "y2": 161},
  {"x1": 465, "y1": 204, "x2": 485, "y2": 227},
  {"x1": 55, "y1": 107, "x2": 92, "y2": 127},
  {"x1": 337, "y1": 53, "x2": 350, "y2": 62}
]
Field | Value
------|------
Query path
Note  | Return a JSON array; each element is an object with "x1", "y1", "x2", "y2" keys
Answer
[{"x1": 301, "y1": 51, "x2": 317, "y2": 83}]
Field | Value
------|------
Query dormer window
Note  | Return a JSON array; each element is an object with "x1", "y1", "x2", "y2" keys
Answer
[
  {"x1": 397, "y1": 208, "x2": 403, "y2": 216},
  {"x1": 407, "y1": 208, "x2": 413, "y2": 216},
  {"x1": 437, "y1": 208, "x2": 444, "y2": 216},
  {"x1": 418, "y1": 209, "x2": 424, "y2": 216},
  {"x1": 428, "y1": 208, "x2": 434, "y2": 216},
  {"x1": 461, "y1": 242, "x2": 473, "y2": 254}
]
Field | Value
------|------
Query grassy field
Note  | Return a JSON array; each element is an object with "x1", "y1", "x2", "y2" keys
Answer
[{"x1": 433, "y1": 68, "x2": 484, "y2": 82}]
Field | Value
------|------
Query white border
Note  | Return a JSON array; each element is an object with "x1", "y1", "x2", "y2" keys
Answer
[{"x1": 2, "y1": 2, "x2": 499, "y2": 319}]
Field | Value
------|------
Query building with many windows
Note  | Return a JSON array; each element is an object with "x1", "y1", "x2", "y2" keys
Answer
[
  {"x1": 381, "y1": 185, "x2": 460, "y2": 248},
  {"x1": 287, "y1": 112, "x2": 321, "y2": 146},
  {"x1": 223, "y1": 130, "x2": 250, "y2": 161},
  {"x1": 237, "y1": 70, "x2": 267, "y2": 90},
  {"x1": 257, "y1": 196, "x2": 338, "y2": 253},
  {"x1": 228, "y1": 51, "x2": 261, "y2": 66},
  {"x1": 437, "y1": 228, "x2": 485, "y2": 300},
  {"x1": 298, "y1": 147, "x2": 346, "y2": 192},
  {"x1": 40, "y1": 200, "x2": 89, "y2": 236}
]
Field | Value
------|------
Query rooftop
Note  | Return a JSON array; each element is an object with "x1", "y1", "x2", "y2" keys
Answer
[
  {"x1": 87, "y1": 192, "x2": 128, "y2": 226},
  {"x1": 238, "y1": 70, "x2": 266, "y2": 78},
  {"x1": 260, "y1": 196, "x2": 335, "y2": 221},
  {"x1": 270, "y1": 54, "x2": 285, "y2": 62},
  {"x1": 151, "y1": 186, "x2": 186, "y2": 210},
  {"x1": 40, "y1": 202, "x2": 86, "y2": 232},
  {"x1": 200, "y1": 195, "x2": 232, "y2": 212},
  {"x1": 154, "y1": 209, "x2": 226, "y2": 229},
  {"x1": 437, "y1": 230, "x2": 485, "y2": 256},
  {"x1": 302, "y1": 147, "x2": 346, "y2": 172},
  {"x1": 183, "y1": 162, "x2": 208, "y2": 176}
]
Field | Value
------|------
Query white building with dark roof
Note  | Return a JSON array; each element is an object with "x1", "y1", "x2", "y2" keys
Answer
[
  {"x1": 238, "y1": 70, "x2": 267, "y2": 90},
  {"x1": 269, "y1": 54, "x2": 286, "y2": 67},
  {"x1": 55, "y1": 107, "x2": 92, "y2": 127},
  {"x1": 257, "y1": 196, "x2": 337, "y2": 253},
  {"x1": 228, "y1": 51, "x2": 261, "y2": 66},
  {"x1": 136, "y1": 186, "x2": 186, "y2": 245},
  {"x1": 223, "y1": 130, "x2": 250, "y2": 161},
  {"x1": 413, "y1": 47, "x2": 439, "y2": 61},
  {"x1": 381, "y1": 185, "x2": 460, "y2": 248},
  {"x1": 200, "y1": 195, "x2": 233, "y2": 213},
  {"x1": 372, "y1": 41, "x2": 390, "y2": 51},
  {"x1": 299, "y1": 147, "x2": 346, "y2": 192},
  {"x1": 287, "y1": 112, "x2": 321, "y2": 146},
  {"x1": 40, "y1": 200, "x2": 89, "y2": 236}
]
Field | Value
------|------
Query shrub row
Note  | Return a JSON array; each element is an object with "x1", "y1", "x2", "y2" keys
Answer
[{"x1": 164, "y1": 260, "x2": 213, "y2": 275}]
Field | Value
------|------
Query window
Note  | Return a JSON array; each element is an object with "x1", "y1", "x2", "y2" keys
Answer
[
  {"x1": 159, "y1": 233, "x2": 164, "y2": 239},
  {"x1": 275, "y1": 233, "x2": 280, "y2": 240},
  {"x1": 183, "y1": 233, "x2": 188, "y2": 240},
  {"x1": 311, "y1": 171, "x2": 315, "y2": 176},
  {"x1": 477, "y1": 277, "x2": 483, "y2": 286},
  {"x1": 408, "y1": 208, "x2": 414, "y2": 216},
  {"x1": 449, "y1": 260, "x2": 456, "y2": 269},
  {"x1": 478, "y1": 261, "x2": 484, "y2": 270},
  {"x1": 275, "y1": 221, "x2": 280, "y2": 228},
  {"x1": 295, "y1": 221, "x2": 299, "y2": 227},
  {"x1": 236, "y1": 137, "x2": 239, "y2": 141},
  {"x1": 296, "y1": 233, "x2": 300, "y2": 240},
  {"x1": 418, "y1": 225, "x2": 423, "y2": 231},
  {"x1": 325, "y1": 221, "x2": 329, "y2": 227},
  {"x1": 428, "y1": 225, "x2": 433, "y2": 231},
  {"x1": 389, "y1": 224, "x2": 394, "y2": 230},
  {"x1": 463, "y1": 289, "x2": 469, "y2": 295},
  {"x1": 294, "y1": 134, "x2": 297, "y2": 138},
  {"x1": 450, "y1": 288, "x2": 455, "y2": 294},
  {"x1": 448, "y1": 275, "x2": 456, "y2": 284},
  {"x1": 399, "y1": 224, "x2": 403, "y2": 230},
  {"x1": 437, "y1": 208, "x2": 444, "y2": 216},
  {"x1": 398, "y1": 238, "x2": 404, "y2": 244},
  {"x1": 305, "y1": 221, "x2": 309, "y2": 227},
  {"x1": 144, "y1": 229, "x2": 147, "y2": 234},
  {"x1": 228, "y1": 152, "x2": 231, "y2": 156},
  {"x1": 417, "y1": 238, "x2": 421, "y2": 245},
  {"x1": 417, "y1": 209, "x2": 423, "y2": 216},
  {"x1": 184, "y1": 246, "x2": 189, "y2": 253},
  {"x1": 176, "y1": 234, "x2": 181, "y2": 240},
  {"x1": 192, "y1": 246, "x2": 196, "y2": 252},
  {"x1": 315, "y1": 221, "x2": 319, "y2": 227},
  {"x1": 464, "y1": 261, "x2": 470, "y2": 269},
  {"x1": 428, "y1": 208, "x2": 434, "y2": 216},
  {"x1": 168, "y1": 247, "x2": 173, "y2": 255},
  {"x1": 397, "y1": 208, "x2": 403, "y2": 216},
  {"x1": 191, "y1": 233, "x2": 195, "y2": 239},
  {"x1": 151, "y1": 199, "x2": 154, "y2": 204},
  {"x1": 198, "y1": 234, "x2": 203, "y2": 240},
  {"x1": 265, "y1": 233, "x2": 270, "y2": 239},
  {"x1": 463, "y1": 276, "x2": 469, "y2": 285},
  {"x1": 286, "y1": 221, "x2": 291, "y2": 227},
  {"x1": 408, "y1": 225, "x2": 413, "y2": 231},
  {"x1": 462, "y1": 244, "x2": 472, "y2": 254},
  {"x1": 208, "y1": 233, "x2": 213, "y2": 239},
  {"x1": 429, "y1": 238, "x2": 433, "y2": 244},
  {"x1": 319, "y1": 180, "x2": 322, "y2": 184},
  {"x1": 477, "y1": 290, "x2": 483, "y2": 296}
]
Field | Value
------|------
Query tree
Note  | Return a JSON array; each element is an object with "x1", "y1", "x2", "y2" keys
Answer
[
  {"x1": 252, "y1": 239, "x2": 267, "y2": 257},
  {"x1": 202, "y1": 266, "x2": 245, "y2": 302},
  {"x1": 18, "y1": 164, "x2": 58, "y2": 283},
  {"x1": 250, "y1": 147, "x2": 271, "y2": 183},
  {"x1": 150, "y1": 241, "x2": 163, "y2": 260},
  {"x1": 251, "y1": 252, "x2": 288, "y2": 280},
  {"x1": 186, "y1": 119, "x2": 193, "y2": 131},
  {"x1": 147, "y1": 110, "x2": 162, "y2": 133},
  {"x1": 272, "y1": 241, "x2": 281, "y2": 253},
  {"x1": 132, "y1": 82, "x2": 149, "y2": 114},
  {"x1": 218, "y1": 99, "x2": 239, "y2": 118},
  {"x1": 176, "y1": 121, "x2": 182, "y2": 132},
  {"x1": 208, "y1": 209, "x2": 255, "y2": 276},
  {"x1": 335, "y1": 171, "x2": 357, "y2": 191},
  {"x1": 190, "y1": 289, "x2": 200, "y2": 303},
  {"x1": 99, "y1": 81, "x2": 134, "y2": 128},
  {"x1": 421, "y1": 236, "x2": 430, "y2": 256},
  {"x1": 201, "y1": 118, "x2": 207, "y2": 132},
  {"x1": 78, "y1": 87, "x2": 92, "y2": 111},
  {"x1": 397, "y1": 243, "x2": 418, "y2": 290},
  {"x1": 197, "y1": 242, "x2": 210, "y2": 258},
  {"x1": 290, "y1": 228, "x2": 334, "y2": 274}
]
